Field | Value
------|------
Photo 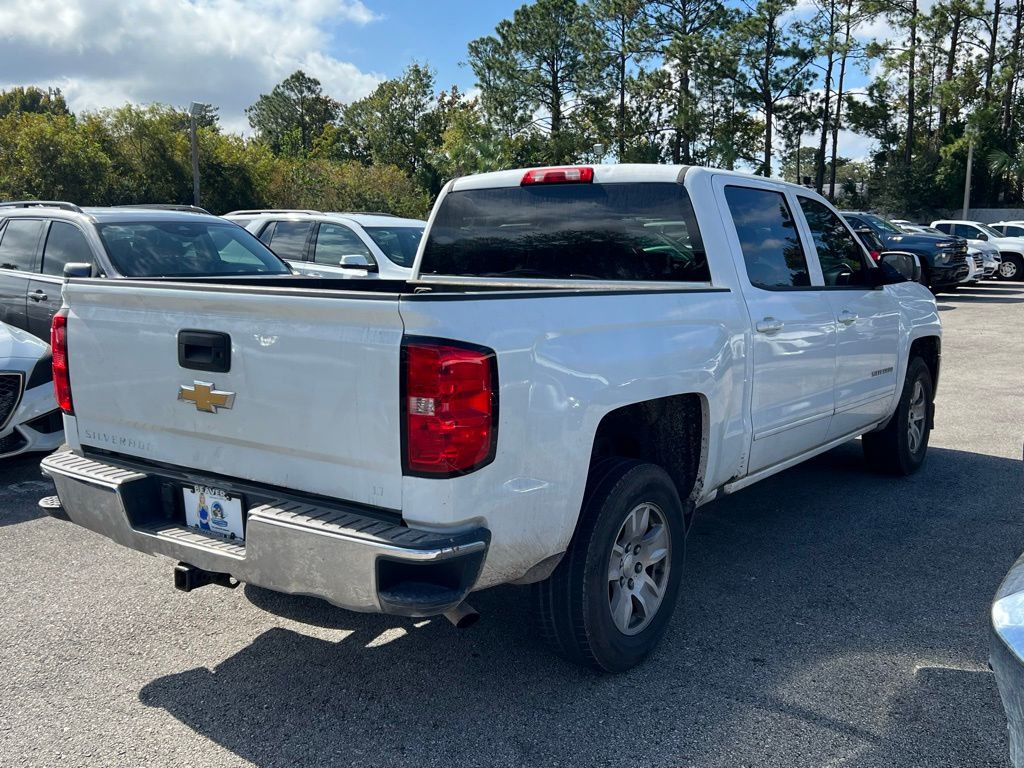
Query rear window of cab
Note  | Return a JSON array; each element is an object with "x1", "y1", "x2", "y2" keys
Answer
[{"x1": 419, "y1": 182, "x2": 710, "y2": 283}]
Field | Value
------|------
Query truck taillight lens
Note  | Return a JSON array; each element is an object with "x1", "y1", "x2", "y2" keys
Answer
[
  {"x1": 51, "y1": 310, "x2": 72, "y2": 414},
  {"x1": 402, "y1": 338, "x2": 497, "y2": 476}
]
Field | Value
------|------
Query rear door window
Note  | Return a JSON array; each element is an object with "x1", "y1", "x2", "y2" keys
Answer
[
  {"x1": 724, "y1": 186, "x2": 810, "y2": 289},
  {"x1": 952, "y1": 224, "x2": 979, "y2": 239},
  {"x1": 798, "y1": 197, "x2": 869, "y2": 286},
  {"x1": 0, "y1": 219, "x2": 44, "y2": 271},
  {"x1": 419, "y1": 182, "x2": 709, "y2": 282},
  {"x1": 266, "y1": 220, "x2": 314, "y2": 260},
  {"x1": 41, "y1": 221, "x2": 93, "y2": 276}
]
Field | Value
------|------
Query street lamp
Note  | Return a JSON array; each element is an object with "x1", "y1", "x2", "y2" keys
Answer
[
  {"x1": 962, "y1": 123, "x2": 978, "y2": 220},
  {"x1": 188, "y1": 102, "x2": 209, "y2": 207}
]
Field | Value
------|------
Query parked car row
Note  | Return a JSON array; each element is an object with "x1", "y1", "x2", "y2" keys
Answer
[{"x1": 931, "y1": 219, "x2": 1024, "y2": 281}]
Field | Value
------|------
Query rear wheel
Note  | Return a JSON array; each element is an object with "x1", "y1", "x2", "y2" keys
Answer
[
  {"x1": 998, "y1": 254, "x2": 1023, "y2": 281},
  {"x1": 862, "y1": 356, "x2": 933, "y2": 475},
  {"x1": 532, "y1": 459, "x2": 686, "y2": 672}
]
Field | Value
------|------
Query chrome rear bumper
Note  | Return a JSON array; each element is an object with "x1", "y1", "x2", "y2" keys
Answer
[{"x1": 41, "y1": 451, "x2": 489, "y2": 616}]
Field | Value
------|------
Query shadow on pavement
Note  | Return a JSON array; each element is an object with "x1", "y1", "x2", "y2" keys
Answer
[
  {"x1": 138, "y1": 444, "x2": 1020, "y2": 767},
  {"x1": 0, "y1": 452, "x2": 55, "y2": 528}
]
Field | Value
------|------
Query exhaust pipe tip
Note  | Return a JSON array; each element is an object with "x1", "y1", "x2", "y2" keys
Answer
[{"x1": 443, "y1": 601, "x2": 480, "y2": 629}]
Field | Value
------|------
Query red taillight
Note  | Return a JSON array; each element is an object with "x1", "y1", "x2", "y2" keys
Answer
[
  {"x1": 402, "y1": 339, "x2": 497, "y2": 476},
  {"x1": 870, "y1": 250, "x2": 881, "y2": 261},
  {"x1": 51, "y1": 310, "x2": 72, "y2": 414},
  {"x1": 521, "y1": 166, "x2": 594, "y2": 186}
]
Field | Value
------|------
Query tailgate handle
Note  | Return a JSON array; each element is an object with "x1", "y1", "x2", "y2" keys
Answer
[{"x1": 178, "y1": 330, "x2": 231, "y2": 373}]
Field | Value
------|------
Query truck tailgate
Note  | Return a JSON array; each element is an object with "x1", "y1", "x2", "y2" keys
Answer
[{"x1": 63, "y1": 280, "x2": 404, "y2": 510}]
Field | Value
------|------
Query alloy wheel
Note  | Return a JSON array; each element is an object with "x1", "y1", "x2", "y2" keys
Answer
[{"x1": 607, "y1": 502, "x2": 671, "y2": 636}]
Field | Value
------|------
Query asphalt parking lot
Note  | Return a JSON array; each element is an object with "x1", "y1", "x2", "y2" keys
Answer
[{"x1": 0, "y1": 283, "x2": 1021, "y2": 768}]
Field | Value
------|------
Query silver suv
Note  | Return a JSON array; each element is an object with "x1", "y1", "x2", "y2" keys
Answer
[
  {"x1": 0, "y1": 201, "x2": 289, "y2": 341},
  {"x1": 224, "y1": 210, "x2": 425, "y2": 280}
]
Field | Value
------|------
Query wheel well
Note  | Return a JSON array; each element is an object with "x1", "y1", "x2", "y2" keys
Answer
[
  {"x1": 910, "y1": 336, "x2": 940, "y2": 391},
  {"x1": 589, "y1": 394, "x2": 705, "y2": 511}
]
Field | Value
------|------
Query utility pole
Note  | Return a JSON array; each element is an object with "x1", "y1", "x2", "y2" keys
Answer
[
  {"x1": 188, "y1": 102, "x2": 207, "y2": 207},
  {"x1": 961, "y1": 138, "x2": 974, "y2": 219}
]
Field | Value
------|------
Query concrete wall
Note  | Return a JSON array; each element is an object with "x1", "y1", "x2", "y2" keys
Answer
[{"x1": 963, "y1": 208, "x2": 1024, "y2": 223}]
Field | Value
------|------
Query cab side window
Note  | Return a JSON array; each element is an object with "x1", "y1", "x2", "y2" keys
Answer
[
  {"x1": 41, "y1": 222, "x2": 93, "y2": 276},
  {"x1": 953, "y1": 223, "x2": 980, "y2": 239},
  {"x1": 313, "y1": 224, "x2": 374, "y2": 266},
  {"x1": 798, "y1": 197, "x2": 868, "y2": 286},
  {"x1": 0, "y1": 219, "x2": 44, "y2": 271},
  {"x1": 266, "y1": 221, "x2": 313, "y2": 260},
  {"x1": 725, "y1": 186, "x2": 810, "y2": 289},
  {"x1": 933, "y1": 222, "x2": 952, "y2": 234}
]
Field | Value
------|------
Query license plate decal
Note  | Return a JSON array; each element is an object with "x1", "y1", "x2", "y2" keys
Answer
[{"x1": 183, "y1": 484, "x2": 245, "y2": 542}]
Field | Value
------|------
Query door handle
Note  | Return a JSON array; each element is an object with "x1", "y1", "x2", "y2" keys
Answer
[
  {"x1": 29, "y1": 290, "x2": 47, "y2": 302},
  {"x1": 838, "y1": 310, "x2": 858, "y2": 326},
  {"x1": 755, "y1": 317, "x2": 784, "y2": 335}
]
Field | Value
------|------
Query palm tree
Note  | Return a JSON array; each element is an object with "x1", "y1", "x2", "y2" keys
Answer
[{"x1": 988, "y1": 148, "x2": 1024, "y2": 201}]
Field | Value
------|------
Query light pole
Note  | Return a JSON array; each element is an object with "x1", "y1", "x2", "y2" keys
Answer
[
  {"x1": 188, "y1": 102, "x2": 208, "y2": 207},
  {"x1": 961, "y1": 137, "x2": 974, "y2": 220}
]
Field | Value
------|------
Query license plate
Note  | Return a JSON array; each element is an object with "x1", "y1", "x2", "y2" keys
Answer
[{"x1": 183, "y1": 484, "x2": 245, "y2": 542}]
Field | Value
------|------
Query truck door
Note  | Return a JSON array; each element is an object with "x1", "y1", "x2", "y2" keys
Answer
[
  {"x1": 715, "y1": 178, "x2": 837, "y2": 474},
  {"x1": 795, "y1": 195, "x2": 900, "y2": 439}
]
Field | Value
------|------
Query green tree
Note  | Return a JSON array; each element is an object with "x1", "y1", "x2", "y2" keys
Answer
[
  {"x1": 587, "y1": 0, "x2": 656, "y2": 160},
  {"x1": 338, "y1": 65, "x2": 452, "y2": 194},
  {"x1": 0, "y1": 86, "x2": 70, "y2": 118},
  {"x1": 0, "y1": 113, "x2": 110, "y2": 203},
  {"x1": 246, "y1": 71, "x2": 340, "y2": 156},
  {"x1": 468, "y1": 0, "x2": 600, "y2": 163},
  {"x1": 725, "y1": 0, "x2": 814, "y2": 176},
  {"x1": 655, "y1": 0, "x2": 729, "y2": 164}
]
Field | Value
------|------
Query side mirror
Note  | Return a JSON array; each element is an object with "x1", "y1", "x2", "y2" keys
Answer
[
  {"x1": 878, "y1": 251, "x2": 921, "y2": 283},
  {"x1": 339, "y1": 254, "x2": 377, "y2": 272},
  {"x1": 63, "y1": 262, "x2": 93, "y2": 278},
  {"x1": 978, "y1": 233, "x2": 989, "y2": 241}
]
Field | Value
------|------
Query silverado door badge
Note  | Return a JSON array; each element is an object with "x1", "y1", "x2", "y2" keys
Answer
[{"x1": 178, "y1": 381, "x2": 235, "y2": 413}]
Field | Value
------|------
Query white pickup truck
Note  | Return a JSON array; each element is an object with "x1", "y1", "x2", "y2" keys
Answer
[{"x1": 43, "y1": 165, "x2": 941, "y2": 671}]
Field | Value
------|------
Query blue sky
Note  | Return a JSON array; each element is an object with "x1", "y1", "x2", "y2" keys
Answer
[
  {"x1": 328, "y1": 0, "x2": 525, "y2": 93},
  {"x1": 0, "y1": 0, "x2": 876, "y2": 162}
]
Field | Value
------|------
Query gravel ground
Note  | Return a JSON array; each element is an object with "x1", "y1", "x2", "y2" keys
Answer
[{"x1": 0, "y1": 282, "x2": 1021, "y2": 768}]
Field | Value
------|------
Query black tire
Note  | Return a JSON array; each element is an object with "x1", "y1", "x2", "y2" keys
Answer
[
  {"x1": 862, "y1": 356, "x2": 933, "y2": 475},
  {"x1": 532, "y1": 459, "x2": 686, "y2": 672},
  {"x1": 997, "y1": 254, "x2": 1023, "y2": 281},
  {"x1": 917, "y1": 260, "x2": 930, "y2": 287}
]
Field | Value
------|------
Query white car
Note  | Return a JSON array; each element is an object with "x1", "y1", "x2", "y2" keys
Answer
[
  {"x1": 961, "y1": 247, "x2": 984, "y2": 283},
  {"x1": 223, "y1": 211, "x2": 424, "y2": 280},
  {"x1": 990, "y1": 220, "x2": 1024, "y2": 239},
  {"x1": 0, "y1": 322, "x2": 63, "y2": 457},
  {"x1": 45, "y1": 165, "x2": 940, "y2": 671},
  {"x1": 931, "y1": 219, "x2": 1024, "y2": 280}
]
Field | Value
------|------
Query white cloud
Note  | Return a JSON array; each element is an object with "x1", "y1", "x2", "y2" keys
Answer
[
  {"x1": 0, "y1": 0, "x2": 384, "y2": 135},
  {"x1": 833, "y1": 129, "x2": 874, "y2": 161}
]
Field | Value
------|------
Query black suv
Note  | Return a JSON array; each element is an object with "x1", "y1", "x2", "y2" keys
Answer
[
  {"x1": 0, "y1": 201, "x2": 291, "y2": 340},
  {"x1": 841, "y1": 211, "x2": 969, "y2": 291}
]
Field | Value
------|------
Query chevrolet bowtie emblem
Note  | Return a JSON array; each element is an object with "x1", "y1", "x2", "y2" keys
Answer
[{"x1": 178, "y1": 381, "x2": 235, "y2": 413}]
